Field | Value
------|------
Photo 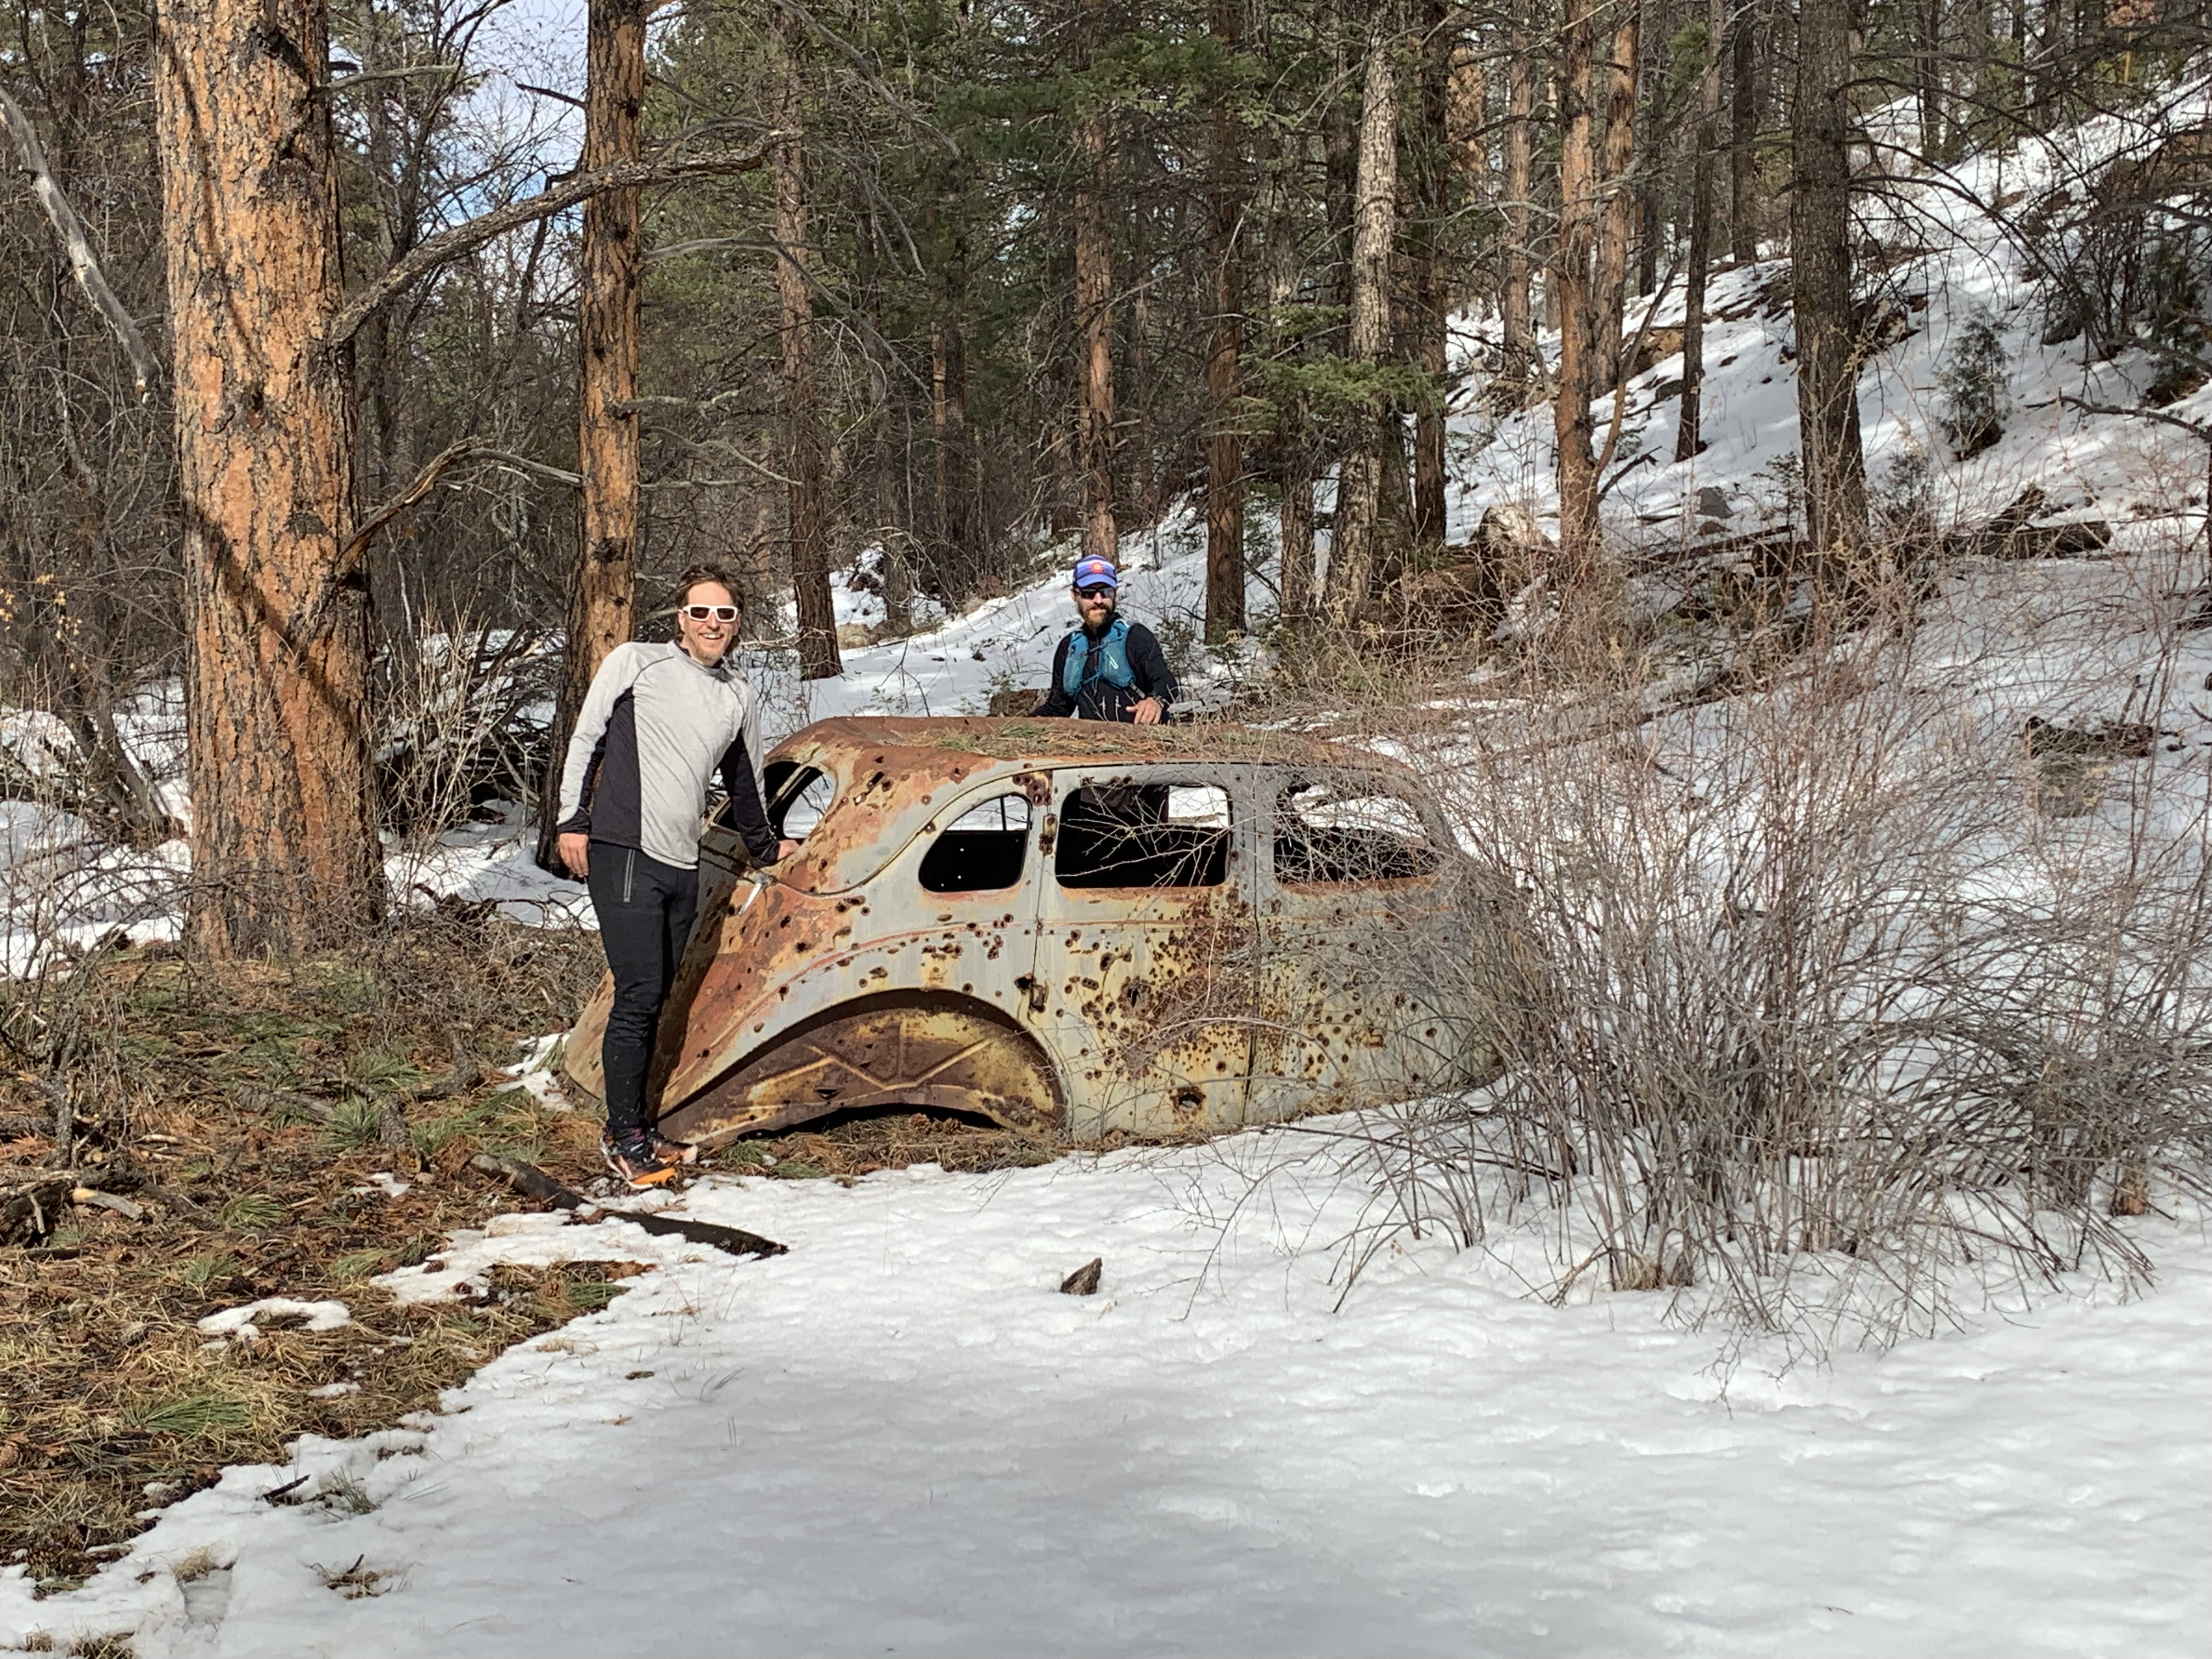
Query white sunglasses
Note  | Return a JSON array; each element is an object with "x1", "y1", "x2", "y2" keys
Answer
[{"x1": 679, "y1": 603, "x2": 741, "y2": 622}]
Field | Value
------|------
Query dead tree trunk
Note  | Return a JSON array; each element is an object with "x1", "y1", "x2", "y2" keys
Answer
[
  {"x1": 1676, "y1": 0, "x2": 1725, "y2": 461},
  {"x1": 1323, "y1": 19, "x2": 1401, "y2": 622},
  {"x1": 1075, "y1": 0, "x2": 1118, "y2": 567},
  {"x1": 1204, "y1": 0, "x2": 1246, "y2": 640},
  {"x1": 1791, "y1": 0, "x2": 1869, "y2": 570},
  {"x1": 538, "y1": 0, "x2": 646, "y2": 872},
  {"x1": 155, "y1": 0, "x2": 381, "y2": 955},
  {"x1": 776, "y1": 9, "x2": 841, "y2": 680}
]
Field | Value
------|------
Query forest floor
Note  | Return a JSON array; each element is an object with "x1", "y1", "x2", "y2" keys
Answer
[{"x1": 0, "y1": 919, "x2": 1048, "y2": 1604}]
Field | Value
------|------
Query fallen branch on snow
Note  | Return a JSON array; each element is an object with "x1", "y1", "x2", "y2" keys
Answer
[{"x1": 468, "y1": 1153, "x2": 787, "y2": 1260}]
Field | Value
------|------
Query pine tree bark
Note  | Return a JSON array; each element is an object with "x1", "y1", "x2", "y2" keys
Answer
[
  {"x1": 1676, "y1": 0, "x2": 1725, "y2": 461},
  {"x1": 1593, "y1": 1, "x2": 1640, "y2": 393},
  {"x1": 776, "y1": 9, "x2": 841, "y2": 680},
  {"x1": 1074, "y1": 0, "x2": 1118, "y2": 566},
  {"x1": 1323, "y1": 18, "x2": 1400, "y2": 622},
  {"x1": 1790, "y1": 0, "x2": 1869, "y2": 568},
  {"x1": 156, "y1": 0, "x2": 381, "y2": 955},
  {"x1": 1204, "y1": 0, "x2": 1247, "y2": 640},
  {"x1": 538, "y1": 0, "x2": 646, "y2": 873}
]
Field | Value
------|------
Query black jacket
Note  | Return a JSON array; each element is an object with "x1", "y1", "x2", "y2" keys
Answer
[{"x1": 1032, "y1": 618, "x2": 1178, "y2": 721}]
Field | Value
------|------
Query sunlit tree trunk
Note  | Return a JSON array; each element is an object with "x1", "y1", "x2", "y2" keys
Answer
[
  {"x1": 539, "y1": 0, "x2": 646, "y2": 871},
  {"x1": 1593, "y1": 0, "x2": 1640, "y2": 393},
  {"x1": 156, "y1": 0, "x2": 381, "y2": 953}
]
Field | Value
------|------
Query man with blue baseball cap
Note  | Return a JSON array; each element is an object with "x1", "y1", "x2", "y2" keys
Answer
[{"x1": 1032, "y1": 556, "x2": 1178, "y2": 722}]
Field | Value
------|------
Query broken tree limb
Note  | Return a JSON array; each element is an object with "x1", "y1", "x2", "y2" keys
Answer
[
  {"x1": 72, "y1": 1187, "x2": 144, "y2": 1222},
  {"x1": 467, "y1": 1152, "x2": 787, "y2": 1259},
  {"x1": 0, "y1": 88, "x2": 163, "y2": 398}
]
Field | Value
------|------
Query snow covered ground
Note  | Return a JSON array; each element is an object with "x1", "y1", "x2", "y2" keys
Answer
[{"x1": 10, "y1": 1128, "x2": 2212, "y2": 1657}]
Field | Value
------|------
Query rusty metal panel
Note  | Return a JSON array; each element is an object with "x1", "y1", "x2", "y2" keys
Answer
[
  {"x1": 1023, "y1": 766, "x2": 1262, "y2": 1138},
  {"x1": 659, "y1": 992, "x2": 1062, "y2": 1148}
]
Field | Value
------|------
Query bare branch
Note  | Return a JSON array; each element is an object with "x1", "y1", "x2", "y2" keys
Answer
[
  {"x1": 323, "y1": 143, "x2": 774, "y2": 349},
  {"x1": 0, "y1": 88, "x2": 162, "y2": 399},
  {"x1": 341, "y1": 438, "x2": 486, "y2": 569}
]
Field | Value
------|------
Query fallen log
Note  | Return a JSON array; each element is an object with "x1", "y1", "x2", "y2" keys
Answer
[{"x1": 467, "y1": 1153, "x2": 787, "y2": 1260}]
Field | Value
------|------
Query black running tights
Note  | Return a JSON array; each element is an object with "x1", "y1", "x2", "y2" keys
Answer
[{"x1": 587, "y1": 842, "x2": 699, "y2": 1142}]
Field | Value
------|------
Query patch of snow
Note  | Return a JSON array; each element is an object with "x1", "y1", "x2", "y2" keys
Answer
[{"x1": 195, "y1": 1300, "x2": 353, "y2": 1344}]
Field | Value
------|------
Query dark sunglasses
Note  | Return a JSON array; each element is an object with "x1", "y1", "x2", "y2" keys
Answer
[
  {"x1": 1076, "y1": 585, "x2": 1115, "y2": 600},
  {"x1": 679, "y1": 603, "x2": 741, "y2": 622}
]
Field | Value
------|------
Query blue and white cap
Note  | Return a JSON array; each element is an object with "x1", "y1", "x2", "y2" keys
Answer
[{"x1": 1072, "y1": 556, "x2": 1119, "y2": 589}]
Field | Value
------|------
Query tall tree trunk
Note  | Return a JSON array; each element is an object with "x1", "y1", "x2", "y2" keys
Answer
[
  {"x1": 1074, "y1": 0, "x2": 1118, "y2": 566},
  {"x1": 1593, "y1": 1, "x2": 1641, "y2": 393},
  {"x1": 1497, "y1": 25, "x2": 1537, "y2": 403},
  {"x1": 156, "y1": 0, "x2": 380, "y2": 955},
  {"x1": 538, "y1": 0, "x2": 646, "y2": 873},
  {"x1": 1676, "y1": 0, "x2": 1725, "y2": 461},
  {"x1": 1791, "y1": 0, "x2": 1869, "y2": 569},
  {"x1": 1323, "y1": 18, "x2": 1400, "y2": 622},
  {"x1": 1409, "y1": 0, "x2": 1452, "y2": 552},
  {"x1": 1729, "y1": 7, "x2": 1760, "y2": 263},
  {"x1": 1263, "y1": 93, "x2": 1317, "y2": 625},
  {"x1": 776, "y1": 9, "x2": 840, "y2": 679},
  {"x1": 1552, "y1": 0, "x2": 1602, "y2": 564},
  {"x1": 1204, "y1": 0, "x2": 1247, "y2": 640}
]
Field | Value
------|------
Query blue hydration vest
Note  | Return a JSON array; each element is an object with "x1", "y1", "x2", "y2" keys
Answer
[{"x1": 1061, "y1": 618, "x2": 1135, "y2": 700}]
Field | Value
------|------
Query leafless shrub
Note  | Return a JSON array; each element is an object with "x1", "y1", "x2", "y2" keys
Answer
[
  {"x1": 1286, "y1": 527, "x2": 2212, "y2": 1347},
  {"x1": 371, "y1": 614, "x2": 555, "y2": 846}
]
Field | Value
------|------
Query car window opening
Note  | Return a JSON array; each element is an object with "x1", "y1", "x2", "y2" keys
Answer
[
  {"x1": 1056, "y1": 783, "x2": 1232, "y2": 889},
  {"x1": 1274, "y1": 783, "x2": 1441, "y2": 884},
  {"x1": 920, "y1": 793, "x2": 1032, "y2": 893},
  {"x1": 763, "y1": 760, "x2": 835, "y2": 840}
]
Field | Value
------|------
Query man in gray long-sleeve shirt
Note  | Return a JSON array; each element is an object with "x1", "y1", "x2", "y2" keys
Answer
[{"x1": 557, "y1": 565, "x2": 794, "y2": 1186}]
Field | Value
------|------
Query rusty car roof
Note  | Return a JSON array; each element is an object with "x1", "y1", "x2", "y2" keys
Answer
[{"x1": 763, "y1": 716, "x2": 1424, "y2": 894}]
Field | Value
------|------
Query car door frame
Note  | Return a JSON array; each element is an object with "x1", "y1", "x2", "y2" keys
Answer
[{"x1": 1021, "y1": 762, "x2": 1263, "y2": 1138}]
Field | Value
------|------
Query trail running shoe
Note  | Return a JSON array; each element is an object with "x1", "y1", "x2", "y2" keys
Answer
[
  {"x1": 600, "y1": 1131, "x2": 675, "y2": 1189},
  {"x1": 648, "y1": 1135, "x2": 700, "y2": 1167}
]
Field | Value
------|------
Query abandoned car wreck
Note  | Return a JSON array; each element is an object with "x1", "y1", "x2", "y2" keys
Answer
[{"x1": 562, "y1": 717, "x2": 1501, "y2": 1147}]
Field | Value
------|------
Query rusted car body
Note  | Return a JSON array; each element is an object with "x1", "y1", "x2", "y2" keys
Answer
[{"x1": 562, "y1": 717, "x2": 1500, "y2": 1148}]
